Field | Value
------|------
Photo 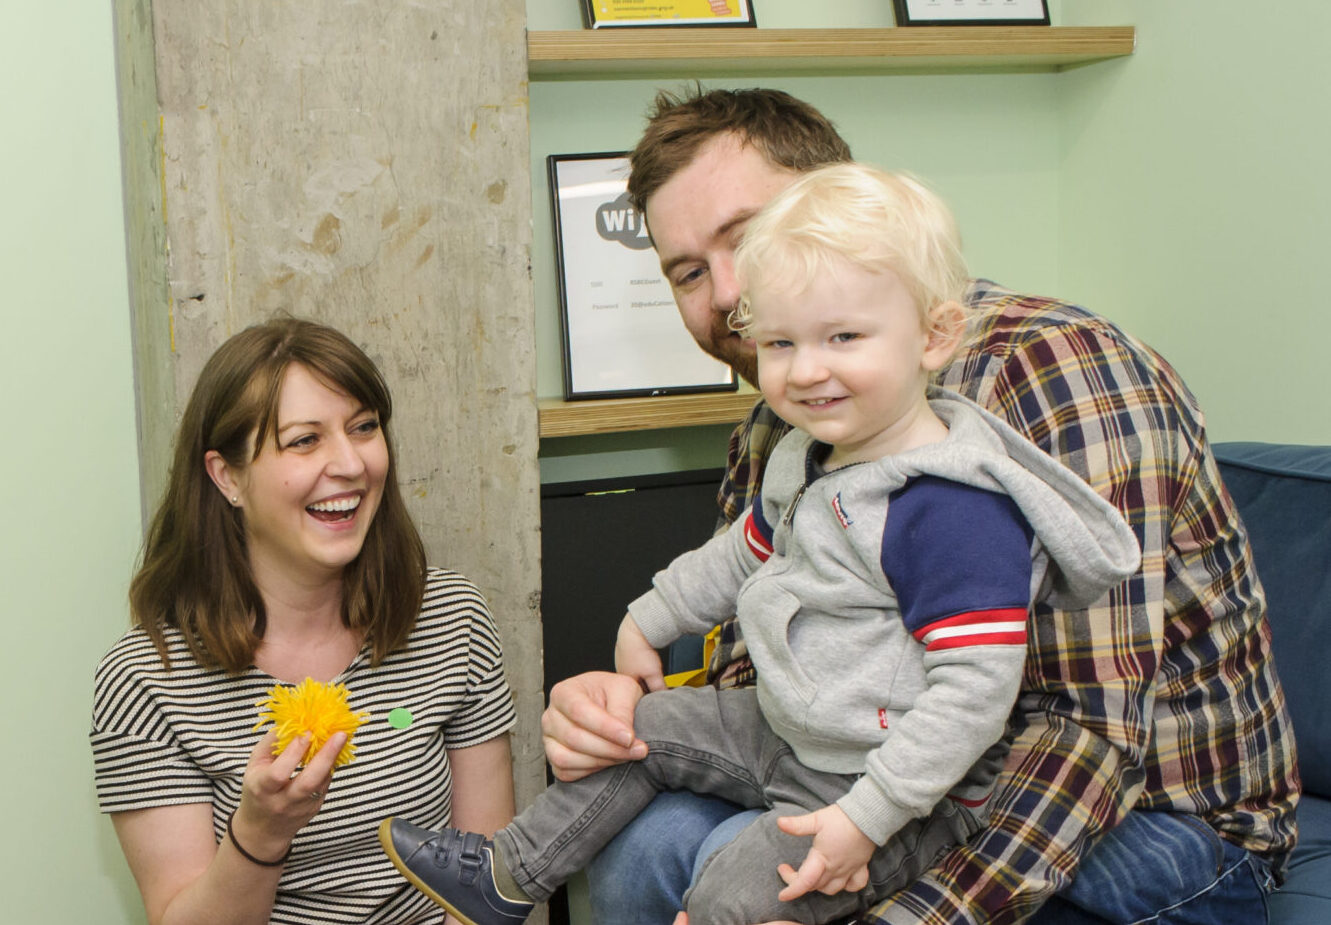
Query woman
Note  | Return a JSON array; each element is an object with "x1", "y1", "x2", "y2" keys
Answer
[{"x1": 92, "y1": 318, "x2": 516, "y2": 924}]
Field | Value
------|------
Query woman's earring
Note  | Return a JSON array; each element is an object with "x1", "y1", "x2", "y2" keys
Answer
[{"x1": 230, "y1": 496, "x2": 239, "y2": 505}]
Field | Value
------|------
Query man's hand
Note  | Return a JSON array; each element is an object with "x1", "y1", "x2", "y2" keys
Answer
[
  {"x1": 775, "y1": 804, "x2": 875, "y2": 901},
  {"x1": 541, "y1": 671, "x2": 648, "y2": 782},
  {"x1": 614, "y1": 613, "x2": 666, "y2": 691}
]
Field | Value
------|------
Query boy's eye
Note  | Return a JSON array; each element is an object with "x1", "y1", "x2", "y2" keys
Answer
[{"x1": 832, "y1": 332, "x2": 861, "y2": 343}]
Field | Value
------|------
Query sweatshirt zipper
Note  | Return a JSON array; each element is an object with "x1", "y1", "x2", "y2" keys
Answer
[
  {"x1": 782, "y1": 483, "x2": 807, "y2": 526},
  {"x1": 782, "y1": 444, "x2": 865, "y2": 527}
]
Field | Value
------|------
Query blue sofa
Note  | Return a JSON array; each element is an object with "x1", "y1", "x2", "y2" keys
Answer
[{"x1": 1214, "y1": 442, "x2": 1331, "y2": 923}]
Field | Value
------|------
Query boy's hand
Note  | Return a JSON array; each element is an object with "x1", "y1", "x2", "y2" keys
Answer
[
  {"x1": 614, "y1": 613, "x2": 666, "y2": 691},
  {"x1": 775, "y1": 804, "x2": 875, "y2": 901}
]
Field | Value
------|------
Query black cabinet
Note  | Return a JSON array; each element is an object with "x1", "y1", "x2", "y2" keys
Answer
[{"x1": 539, "y1": 468, "x2": 724, "y2": 700}]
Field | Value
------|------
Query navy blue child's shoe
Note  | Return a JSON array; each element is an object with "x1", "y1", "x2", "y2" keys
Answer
[{"x1": 378, "y1": 818, "x2": 534, "y2": 925}]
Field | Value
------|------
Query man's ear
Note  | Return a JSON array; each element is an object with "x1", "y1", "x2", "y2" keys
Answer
[
  {"x1": 204, "y1": 450, "x2": 241, "y2": 507},
  {"x1": 922, "y1": 300, "x2": 966, "y2": 371}
]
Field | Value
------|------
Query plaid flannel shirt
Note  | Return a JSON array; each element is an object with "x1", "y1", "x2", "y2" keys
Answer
[{"x1": 709, "y1": 279, "x2": 1299, "y2": 924}]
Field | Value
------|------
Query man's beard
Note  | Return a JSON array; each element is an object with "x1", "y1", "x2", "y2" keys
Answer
[{"x1": 701, "y1": 314, "x2": 758, "y2": 387}]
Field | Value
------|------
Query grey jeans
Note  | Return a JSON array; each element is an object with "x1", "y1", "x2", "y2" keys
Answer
[{"x1": 495, "y1": 686, "x2": 986, "y2": 925}]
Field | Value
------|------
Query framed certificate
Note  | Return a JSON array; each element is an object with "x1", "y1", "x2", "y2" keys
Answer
[
  {"x1": 548, "y1": 153, "x2": 737, "y2": 400},
  {"x1": 582, "y1": 0, "x2": 757, "y2": 29},
  {"x1": 893, "y1": 0, "x2": 1049, "y2": 26}
]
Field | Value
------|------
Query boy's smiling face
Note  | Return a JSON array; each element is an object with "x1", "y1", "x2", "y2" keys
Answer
[{"x1": 749, "y1": 260, "x2": 958, "y2": 469}]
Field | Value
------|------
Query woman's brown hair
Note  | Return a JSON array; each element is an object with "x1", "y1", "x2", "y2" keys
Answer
[
  {"x1": 627, "y1": 86, "x2": 853, "y2": 215},
  {"x1": 129, "y1": 317, "x2": 427, "y2": 673}
]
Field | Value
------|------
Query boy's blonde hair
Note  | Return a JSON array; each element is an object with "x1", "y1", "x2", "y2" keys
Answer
[{"x1": 732, "y1": 163, "x2": 968, "y2": 335}]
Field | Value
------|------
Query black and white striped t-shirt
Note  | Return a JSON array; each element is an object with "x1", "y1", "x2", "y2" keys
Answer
[{"x1": 92, "y1": 567, "x2": 518, "y2": 924}]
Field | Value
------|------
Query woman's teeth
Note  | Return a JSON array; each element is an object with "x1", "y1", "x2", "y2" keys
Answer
[{"x1": 308, "y1": 496, "x2": 360, "y2": 513}]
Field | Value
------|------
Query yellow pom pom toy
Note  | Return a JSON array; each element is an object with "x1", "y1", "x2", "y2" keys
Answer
[{"x1": 254, "y1": 678, "x2": 369, "y2": 771}]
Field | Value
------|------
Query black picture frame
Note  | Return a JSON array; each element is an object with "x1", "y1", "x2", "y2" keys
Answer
[
  {"x1": 893, "y1": 0, "x2": 1050, "y2": 27},
  {"x1": 581, "y1": 0, "x2": 756, "y2": 30},
  {"x1": 548, "y1": 152, "x2": 738, "y2": 401}
]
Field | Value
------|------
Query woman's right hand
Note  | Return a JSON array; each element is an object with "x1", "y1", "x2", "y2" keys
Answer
[
  {"x1": 541, "y1": 671, "x2": 648, "y2": 782},
  {"x1": 231, "y1": 729, "x2": 346, "y2": 860}
]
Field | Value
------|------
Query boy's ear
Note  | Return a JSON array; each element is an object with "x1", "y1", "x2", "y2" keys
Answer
[{"x1": 922, "y1": 300, "x2": 966, "y2": 370}]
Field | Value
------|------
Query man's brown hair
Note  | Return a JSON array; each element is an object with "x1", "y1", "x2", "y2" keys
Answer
[
  {"x1": 129, "y1": 317, "x2": 427, "y2": 674},
  {"x1": 627, "y1": 86, "x2": 853, "y2": 214}
]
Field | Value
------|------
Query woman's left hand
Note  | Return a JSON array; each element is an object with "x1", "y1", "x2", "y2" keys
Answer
[{"x1": 231, "y1": 729, "x2": 347, "y2": 859}]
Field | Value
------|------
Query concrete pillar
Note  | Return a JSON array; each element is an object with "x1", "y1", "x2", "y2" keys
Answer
[{"x1": 113, "y1": 0, "x2": 545, "y2": 828}]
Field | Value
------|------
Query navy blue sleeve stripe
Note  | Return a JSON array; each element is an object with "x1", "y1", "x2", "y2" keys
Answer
[{"x1": 882, "y1": 476, "x2": 1034, "y2": 636}]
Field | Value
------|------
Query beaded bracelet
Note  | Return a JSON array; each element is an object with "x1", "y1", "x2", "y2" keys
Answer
[{"x1": 226, "y1": 810, "x2": 291, "y2": 867}]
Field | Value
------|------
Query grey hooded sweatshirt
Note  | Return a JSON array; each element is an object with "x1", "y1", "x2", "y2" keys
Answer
[{"x1": 629, "y1": 389, "x2": 1140, "y2": 846}]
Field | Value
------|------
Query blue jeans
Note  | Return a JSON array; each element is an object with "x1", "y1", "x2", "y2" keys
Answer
[
  {"x1": 587, "y1": 795, "x2": 1274, "y2": 925},
  {"x1": 1026, "y1": 810, "x2": 1274, "y2": 924}
]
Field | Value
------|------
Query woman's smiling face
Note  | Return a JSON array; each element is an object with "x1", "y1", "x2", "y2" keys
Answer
[{"x1": 223, "y1": 362, "x2": 389, "y2": 586}]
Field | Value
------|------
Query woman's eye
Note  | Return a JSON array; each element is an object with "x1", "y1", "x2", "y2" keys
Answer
[
  {"x1": 353, "y1": 418, "x2": 381, "y2": 436},
  {"x1": 287, "y1": 434, "x2": 317, "y2": 449}
]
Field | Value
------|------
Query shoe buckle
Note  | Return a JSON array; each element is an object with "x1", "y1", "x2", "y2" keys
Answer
[{"x1": 457, "y1": 832, "x2": 487, "y2": 886}]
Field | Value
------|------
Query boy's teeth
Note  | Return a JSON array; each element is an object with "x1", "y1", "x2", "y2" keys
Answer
[{"x1": 308, "y1": 496, "x2": 360, "y2": 512}]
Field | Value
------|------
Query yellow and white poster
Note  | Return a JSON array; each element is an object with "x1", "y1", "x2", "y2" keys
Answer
[{"x1": 584, "y1": 0, "x2": 756, "y2": 29}]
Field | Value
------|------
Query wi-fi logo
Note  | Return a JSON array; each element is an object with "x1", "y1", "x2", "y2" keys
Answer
[{"x1": 596, "y1": 192, "x2": 653, "y2": 250}]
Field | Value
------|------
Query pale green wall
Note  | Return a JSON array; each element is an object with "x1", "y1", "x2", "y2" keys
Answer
[
  {"x1": 1, "y1": 2, "x2": 145, "y2": 921},
  {"x1": 5, "y1": 2, "x2": 1328, "y2": 923},
  {"x1": 1056, "y1": 0, "x2": 1331, "y2": 444}
]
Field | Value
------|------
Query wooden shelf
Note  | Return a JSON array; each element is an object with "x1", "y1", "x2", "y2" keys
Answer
[
  {"x1": 528, "y1": 26, "x2": 1136, "y2": 78},
  {"x1": 539, "y1": 391, "x2": 757, "y2": 438}
]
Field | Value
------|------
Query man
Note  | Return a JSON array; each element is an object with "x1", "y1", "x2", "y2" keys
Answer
[{"x1": 540, "y1": 87, "x2": 1298, "y2": 924}]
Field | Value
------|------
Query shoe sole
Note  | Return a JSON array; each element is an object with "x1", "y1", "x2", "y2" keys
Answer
[{"x1": 377, "y1": 818, "x2": 487, "y2": 925}]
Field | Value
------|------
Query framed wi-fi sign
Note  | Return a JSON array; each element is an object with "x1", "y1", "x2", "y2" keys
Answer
[{"x1": 547, "y1": 152, "x2": 737, "y2": 400}]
